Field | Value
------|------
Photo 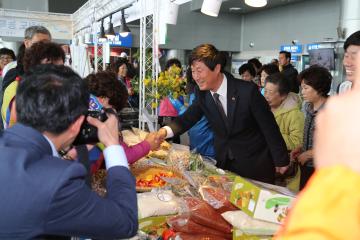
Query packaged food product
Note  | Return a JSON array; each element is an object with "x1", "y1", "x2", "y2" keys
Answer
[
  {"x1": 167, "y1": 215, "x2": 232, "y2": 239},
  {"x1": 183, "y1": 197, "x2": 232, "y2": 234},
  {"x1": 138, "y1": 190, "x2": 179, "y2": 219},
  {"x1": 221, "y1": 210, "x2": 280, "y2": 235},
  {"x1": 132, "y1": 166, "x2": 184, "y2": 192},
  {"x1": 199, "y1": 186, "x2": 238, "y2": 214}
]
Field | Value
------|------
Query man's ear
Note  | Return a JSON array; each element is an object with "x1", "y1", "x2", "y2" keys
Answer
[
  {"x1": 24, "y1": 39, "x2": 31, "y2": 49},
  {"x1": 69, "y1": 115, "x2": 85, "y2": 136},
  {"x1": 215, "y1": 63, "x2": 221, "y2": 74}
]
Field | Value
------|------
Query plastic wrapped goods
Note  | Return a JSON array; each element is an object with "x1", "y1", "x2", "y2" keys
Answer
[
  {"x1": 138, "y1": 190, "x2": 179, "y2": 219},
  {"x1": 183, "y1": 197, "x2": 232, "y2": 234},
  {"x1": 221, "y1": 210, "x2": 280, "y2": 236},
  {"x1": 167, "y1": 214, "x2": 232, "y2": 239},
  {"x1": 199, "y1": 186, "x2": 238, "y2": 214}
]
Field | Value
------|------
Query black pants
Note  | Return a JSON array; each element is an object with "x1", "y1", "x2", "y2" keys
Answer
[{"x1": 299, "y1": 165, "x2": 315, "y2": 190}]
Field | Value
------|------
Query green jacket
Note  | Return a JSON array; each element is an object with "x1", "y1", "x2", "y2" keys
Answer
[{"x1": 273, "y1": 93, "x2": 304, "y2": 151}]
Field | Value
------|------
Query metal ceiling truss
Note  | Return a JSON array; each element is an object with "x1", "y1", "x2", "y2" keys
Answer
[{"x1": 139, "y1": 0, "x2": 159, "y2": 131}]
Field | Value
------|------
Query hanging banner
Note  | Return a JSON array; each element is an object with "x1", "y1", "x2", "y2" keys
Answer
[{"x1": 0, "y1": 17, "x2": 72, "y2": 40}]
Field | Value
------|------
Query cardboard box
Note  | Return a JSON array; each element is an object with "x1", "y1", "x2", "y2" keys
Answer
[{"x1": 230, "y1": 176, "x2": 296, "y2": 224}]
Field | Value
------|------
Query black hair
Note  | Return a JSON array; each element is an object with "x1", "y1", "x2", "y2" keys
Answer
[
  {"x1": 165, "y1": 58, "x2": 182, "y2": 70},
  {"x1": 260, "y1": 63, "x2": 280, "y2": 76},
  {"x1": 0, "y1": 48, "x2": 16, "y2": 61},
  {"x1": 279, "y1": 51, "x2": 291, "y2": 60},
  {"x1": 189, "y1": 43, "x2": 226, "y2": 72},
  {"x1": 344, "y1": 30, "x2": 360, "y2": 51},
  {"x1": 265, "y1": 72, "x2": 290, "y2": 96},
  {"x1": 248, "y1": 58, "x2": 262, "y2": 71},
  {"x1": 113, "y1": 58, "x2": 128, "y2": 75},
  {"x1": 23, "y1": 41, "x2": 65, "y2": 73},
  {"x1": 238, "y1": 63, "x2": 256, "y2": 77},
  {"x1": 85, "y1": 71, "x2": 128, "y2": 112},
  {"x1": 185, "y1": 66, "x2": 196, "y2": 94},
  {"x1": 298, "y1": 65, "x2": 332, "y2": 98},
  {"x1": 16, "y1": 64, "x2": 89, "y2": 134}
]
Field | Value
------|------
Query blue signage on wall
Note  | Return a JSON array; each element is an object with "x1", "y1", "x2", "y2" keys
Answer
[
  {"x1": 307, "y1": 43, "x2": 320, "y2": 51},
  {"x1": 280, "y1": 45, "x2": 303, "y2": 54},
  {"x1": 111, "y1": 33, "x2": 133, "y2": 47}
]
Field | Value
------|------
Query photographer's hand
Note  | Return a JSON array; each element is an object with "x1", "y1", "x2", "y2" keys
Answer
[{"x1": 87, "y1": 113, "x2": 120, "y2": 147}]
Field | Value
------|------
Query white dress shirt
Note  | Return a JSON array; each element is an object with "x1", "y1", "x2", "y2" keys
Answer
[
  {"x1": 163, "y1": 73, "x2": 228, "y2": 138},
  {"x1": 210, "y1": 74, "x2": 228, "y2": 116},
  {"x1": 43, "y1": 135, "x2": 129, "y2": 169}
]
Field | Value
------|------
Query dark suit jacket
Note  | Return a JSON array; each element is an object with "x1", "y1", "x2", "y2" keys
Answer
[
  {"x1": 169, "y1": 73, "x2": 289, "y2": 183},
  {"x1": 0, "y1": 124, "x2": 138, "y2": 239}
]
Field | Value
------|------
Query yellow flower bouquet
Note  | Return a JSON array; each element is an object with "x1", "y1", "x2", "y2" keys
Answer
[{"x1": 143, "y1": 65, "x2": 187, "y2": 109}]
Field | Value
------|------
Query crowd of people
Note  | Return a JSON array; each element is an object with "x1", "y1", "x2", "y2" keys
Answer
[{"x1": 0, "y1": 24, "x2": 359, "y2": 239}]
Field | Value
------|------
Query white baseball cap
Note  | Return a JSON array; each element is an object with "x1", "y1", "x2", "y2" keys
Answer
[{"x1": 120, "y1": 52, "x2": 128, "y2": 58}]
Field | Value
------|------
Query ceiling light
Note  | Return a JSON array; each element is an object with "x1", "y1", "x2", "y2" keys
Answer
[
  {"x1": 201, "y1": 0, "x2": 223, "y2": 17},
  {"x1": 119, "y1": 9, "x2": 131, "y2": 36},
  {"x1": 98, "y1": 19, "x2": 107, "y2": 42},
  {"x1": 105, "y1": 15, "x2": 116, "y2": 40},
  {"x1": 245, "y1": 0, "x2": 268, "y2": 8}
]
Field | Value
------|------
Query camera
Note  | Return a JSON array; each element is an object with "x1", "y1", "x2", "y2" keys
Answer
[{"x1": 73, "y1": 108, "x2": 117, "y2": 145}]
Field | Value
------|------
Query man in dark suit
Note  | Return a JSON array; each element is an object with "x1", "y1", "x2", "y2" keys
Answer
[
  {"x1": 279, "y1": 50, "x2": 299, "y2": 93},
  {"x1": 0, "y1": 65, "x2": 138, "y2": 239},
  {"x1": 157, "y1": 44, "x2": 289, "y2": 183}
]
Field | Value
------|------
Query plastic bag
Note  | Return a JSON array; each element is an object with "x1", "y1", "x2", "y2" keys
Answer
[
  {"x1": 167, "y1": 215, "x2": 232, "y2": 239},
  {"x1": 182, "y1": 197, "x2": 232, "y2": 234},
  {"x1": 221, "y1": 210, "x2": 280, "y2": 235},
  {"x1": 188, "y1": 150, "x2": 205, "y2": 172},
  {"x1": 199, "y1": 185, "x2": 238, "y2": 214},
  {"x1": 137, "y1": 190, "x2": 179, "y2": 219},
  {"x1": 167, "y1": 145, "x2": 190, "y2": 171}
]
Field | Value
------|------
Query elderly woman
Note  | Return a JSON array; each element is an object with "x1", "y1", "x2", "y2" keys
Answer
[
  {"x1": 264, "y1": 73, "x2": 304, "y2": 151},
  {"x1": 264, "y1": 73, "x2": 304, "y2": 191},
  {"x1": 291, "y1": 65, "x2": 332, "y2": 189},
  {"x1": 259, "y1": 63, "x2": 280, "y2": 95}
]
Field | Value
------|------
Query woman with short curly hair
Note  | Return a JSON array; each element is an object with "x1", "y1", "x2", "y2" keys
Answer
[
  {"x1": 84, "y1": 71, "x2": 160, "y2": 166},
  {"x1": 291, "y1": 65, "x2": 332, "y2": 189}
]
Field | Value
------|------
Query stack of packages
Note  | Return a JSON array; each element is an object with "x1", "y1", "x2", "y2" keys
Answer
[
  {"x1": 127, "y1": 141, "x2": 297, "y2": 240},
  {"x1": 167, "y1": 197, "x2": 233, "y2": 240},
  {"x1": 223, "y1": 176, "x2": 296, "y2": 239}
]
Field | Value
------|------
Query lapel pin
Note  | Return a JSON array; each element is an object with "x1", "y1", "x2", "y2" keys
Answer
[{"x1": 232, "y1": 97, "x2": 235, "y2": 101}]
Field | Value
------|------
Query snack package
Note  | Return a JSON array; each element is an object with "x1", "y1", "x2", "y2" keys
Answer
[
  {"x1": 167, "y1": 215, "x2": 232, "y2": 239},
  {"x1": 167, "y1": 144, "x2": 190, "y2": 171},
  {"x1": 138, "y1": 190, "x2": 179, "y2": 219},
  {"x1": 208, "y1": 175, "x2": 235, "y2": 192},
  {"x1": 182, "y1": 197, "x2": 232, "y2": 234},
  {"x1": 222, "y1": 210, "x2": 280, "y2": 236},
  {"x1": 188, "y1": 151, "x2": 205, "y2": 172},
  {"x1": 199, "y1": 185, "x2": 238, "y2": 214}
]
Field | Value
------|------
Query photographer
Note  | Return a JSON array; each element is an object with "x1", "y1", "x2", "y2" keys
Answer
[{"x1": 0, "y1": 65, "x2": 138, "y2": 239}]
